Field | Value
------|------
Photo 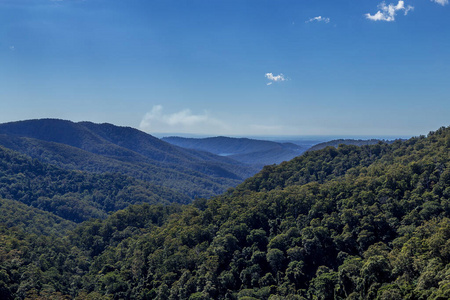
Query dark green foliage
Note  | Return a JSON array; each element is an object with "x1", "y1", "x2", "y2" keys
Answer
[
  {"x1": 234, "y1": 142, "x2": 390, "y2": 192},
  {"x1": 0, "y1": 145, "x2": 189, "y2": 222},
  {"x1": 0, "y1": 224, "x2": 89, "y2": 299},
  {"x1": 0, "y1": 198, "x2": 75, "y2": 237},
  {"x1": 3, "y1": 126, "x2": 450, "y2": 299}
]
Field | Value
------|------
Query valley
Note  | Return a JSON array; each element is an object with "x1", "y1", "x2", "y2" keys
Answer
[{"x1": 162, "y1": 136, "x2": 312, "y2": 168}]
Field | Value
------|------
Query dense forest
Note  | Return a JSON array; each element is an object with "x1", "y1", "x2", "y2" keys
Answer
[
  {"x1": 0, "y1": 145, "x2": 189, "y2": 222},
  {"x1": 2, "y1": 126, "x2": 450, "y2": 299}
]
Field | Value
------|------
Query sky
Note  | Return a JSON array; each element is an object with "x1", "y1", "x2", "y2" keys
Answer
[{"x1": 1, "y1": 0, "x2": 449, "y2": 137}]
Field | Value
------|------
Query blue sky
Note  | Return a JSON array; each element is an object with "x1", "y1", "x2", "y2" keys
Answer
[{"x1": 1, "y1": 0, "x2": 449, "y2": 137}]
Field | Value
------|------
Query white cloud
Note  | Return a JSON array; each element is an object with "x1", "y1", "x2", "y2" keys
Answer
[
  {"x1": 431, "y1": 0, "x2": 449, "y2": 5},
  {"x1": 9, "y1": 46, "x2": 15, "y2": 51},
  {"x1": 306, "y1": 16, "x2": 331, "y2": 23},
  {"x1": 265, "y1": 73, "x2": 286, "y2": 85},
  {"x1": 140, "y1": 105, "x2": 229, "y2": 134},
  {"x1": 366, "y1": 1, "x2": 414, "y2": 22}
]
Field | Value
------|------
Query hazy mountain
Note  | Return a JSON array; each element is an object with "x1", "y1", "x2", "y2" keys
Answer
[
  {"x1": 162, "y1": 136, "x2": 308, "y2": 167},
  {"x1": 0, "y1": 119, "x2": 259, "y2": 198}
]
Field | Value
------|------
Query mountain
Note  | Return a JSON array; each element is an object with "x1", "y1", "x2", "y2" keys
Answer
[
  {"x1": 162, "y1": 136, "x2": 308, "y2": 167},
  {"x1": 0, "y1": 119, "x2": 259, "y2": 198},
  {"x1": 3, "y1": 126, "x2": 450, "y2": 299}
]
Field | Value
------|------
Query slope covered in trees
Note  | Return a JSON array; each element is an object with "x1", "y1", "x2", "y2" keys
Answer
[
  {"x1": 0, "y1": 145, "x2": 189, "y2": 222},
  {"x1": 0, "y1": 197, "x2": 76, "y2": 237},
  {"x1": 0, "y1": 119, "x2": 258, "y2": 198},
  {"x1": 2, "y1": 127, "x2": 450, "y2": 299}
]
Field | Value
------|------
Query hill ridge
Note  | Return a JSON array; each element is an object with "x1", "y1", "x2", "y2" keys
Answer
[{"x1": 0, "y1": 119, "x2": 259, "y2": 198}]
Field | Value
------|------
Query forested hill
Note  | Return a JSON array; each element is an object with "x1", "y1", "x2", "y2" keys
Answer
[
  {"x1": 0, "y1": 197, "x2": 76, "y2": 237},
  {"x1": 0, "y1": 119, "x2": 259, "y2": 198},
  {"x1": 162, "y1": 136, "x2": 307, "y2": 167},
  {"x1": 235, "y1": 140, "x2": 390, "y2": 193},
  {"x1": 3, "y1": 127, "x2": 450, "y2": 299},
  {"x1": 0, "y1": 145, "x2": 189, "y2": 222}
]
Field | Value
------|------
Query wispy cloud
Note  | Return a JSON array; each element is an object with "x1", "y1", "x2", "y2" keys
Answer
[
  {"x1": 140, "y1": 105, "x2": 229, "y2": 134},
  {"x1": 431, "y1": 0, "x2": 449, "y2": 5},
  {"x1": 9, "y1": 46, "x2": 15, "y2": 51},
  {"x1": 366, "y1": 1, "x2": 414, "y2": 22},
  {"x1": 265, "y1": 73, "x2": 286, "y2": 86},
  {"x1": 306, "y1": 16, "x2": 330, "y2": 24}
]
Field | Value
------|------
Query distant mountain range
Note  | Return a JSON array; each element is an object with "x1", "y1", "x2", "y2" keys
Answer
[
  {"x1": 0, "y1": 119, "x2": 259, "y2": 199},
  {"x1": 162, "y1": 136, "x2": 310, "y2": 167}
]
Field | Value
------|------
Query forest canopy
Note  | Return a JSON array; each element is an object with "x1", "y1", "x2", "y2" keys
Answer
[{"x1": 2, "y1": 126, "x2": 450, "y2": 299}]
